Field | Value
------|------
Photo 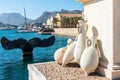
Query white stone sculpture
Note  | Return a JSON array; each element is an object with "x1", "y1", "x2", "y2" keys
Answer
[
  {"x1": 67, "y1": 38, "x2": 73, "y2": 45},
  {"x1": 54, "y1": 47, "x2": 66, "y2": 64},
  {"x1": 80, "y1": 36, "x2": 99, "y2": 75},
  {"x1": 54, "y1": 39, "x2": 73, "y2": 64},
  {"x1": 62, "y1": 42, "x2": 76, "y2": 66},
  {"x1": 74, "y1": 20, "x2": 87, "y2": 64}
]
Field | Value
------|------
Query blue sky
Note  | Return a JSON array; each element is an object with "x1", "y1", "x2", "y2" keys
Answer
[{"x1": 0, "y1": 0, "x2": 83, "y2": 19}]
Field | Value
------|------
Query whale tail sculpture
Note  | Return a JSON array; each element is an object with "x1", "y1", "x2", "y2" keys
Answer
[
  {"x1": 29, "y1": 36, "x2": 55, "y2": 48},
  {"x1": 1, "y1": 36, "x2": 55, "y2": 56}
]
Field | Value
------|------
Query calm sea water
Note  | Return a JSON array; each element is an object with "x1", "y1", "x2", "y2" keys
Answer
[{"x1": 0, "y1": 30, "x2": 73, "y2": 80}]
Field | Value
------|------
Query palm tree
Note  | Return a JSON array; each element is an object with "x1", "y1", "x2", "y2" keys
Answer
[
  {"x1": 70, "y1": 17, "x2": 74, "y2": 28},
  {"x1": 73, "y1": 17, "x2": 83, "y2": 28},
  {"x1": 52, "y1": 18, "x2": 58, "y2": 28},
  {"x1": 61, "y1": 17, "x2": 67, "y2": 28},
  {"x1": 61, "y1": 16, "x2": 83, "y2": 28},
  {"x1": 66, "y1": 18, "x2": 70, "y2": 28},
  {"x1": 62, "y1": 17, "x2": 70, "y2": 28}
]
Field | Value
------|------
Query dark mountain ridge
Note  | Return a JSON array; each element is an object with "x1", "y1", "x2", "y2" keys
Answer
[{"x1": 34, "y1": 9, "x2": 82, "y2": 23}]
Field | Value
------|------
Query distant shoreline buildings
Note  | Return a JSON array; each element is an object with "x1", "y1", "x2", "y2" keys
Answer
[
  {"x1": 45, "y1": 13, "x2": 82, "y2": 28},
  {"x1": 0, "y1": 22, "x2": 17, "y2": 30}
]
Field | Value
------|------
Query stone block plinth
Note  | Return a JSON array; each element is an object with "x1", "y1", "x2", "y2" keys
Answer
[{"x1": 28, "y1": 62, "x2": 109, "y2": 80}]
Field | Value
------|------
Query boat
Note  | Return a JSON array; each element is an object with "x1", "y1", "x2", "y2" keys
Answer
[
  {"x1": 38, "y1": 28, "x2": 54, "y2": 35},
  {"x1": 16, "y1": 29, "x2": 33, "y2": 33},
  {"x1": 16, "y1": 26, "x2": 36, "y2": 33},
  {"x1": 16, "y1": 8, "x2": 35, "y2": 33}
]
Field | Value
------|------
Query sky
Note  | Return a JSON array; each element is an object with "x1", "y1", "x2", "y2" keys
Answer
[{"x1": 0, "y1": 0, "x2": 83, "y2": 19}]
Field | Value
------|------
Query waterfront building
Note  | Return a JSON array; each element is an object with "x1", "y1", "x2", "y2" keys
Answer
[
  {"x1": 55, "y1": 13, "x2": 82, "y2": 28},
  {"x1": 46, "y1": 16, "x2": 54, "y2": 29}
]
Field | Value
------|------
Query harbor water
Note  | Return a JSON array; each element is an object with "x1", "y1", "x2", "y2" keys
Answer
[{"x1": 0, "y1": 30, "x2": 73, "y2": 80}]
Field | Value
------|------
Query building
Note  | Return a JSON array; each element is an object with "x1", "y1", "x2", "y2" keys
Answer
[
  {"x1": 55, "y1": 13, "x2": 82, "y2": 28},
  {"x1": 45, "y1": 16, "x2": 54, "y2": 28}
]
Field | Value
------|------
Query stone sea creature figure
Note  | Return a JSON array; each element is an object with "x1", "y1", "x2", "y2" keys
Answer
[
  {"x1": 54, "y1": 38, "x2": 73, "y2": 64},
  {"x1": 1, "y1": 36, "x2": 55, "y2": 56},
  {"x1": 74, "y1": 20, "x2": 88, "y2": 64},
  {"x1": 80, "y1": 36, "x2": 99, "y2": 75}
]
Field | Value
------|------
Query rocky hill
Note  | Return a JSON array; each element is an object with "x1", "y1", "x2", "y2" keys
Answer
[
  {"x1": 0, "y1": 9, "x2": 82, "y2": 25},
  {"x1": 0, "y1": 13, "x2": 32, "y2": 25},
  {"x1": 34, "y1": 9, "x2": 82, "y2": 23}
]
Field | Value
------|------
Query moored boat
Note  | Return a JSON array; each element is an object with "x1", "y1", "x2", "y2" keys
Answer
[{"x1": 38, "y1": 28, "x2": 54, "y2": 35}]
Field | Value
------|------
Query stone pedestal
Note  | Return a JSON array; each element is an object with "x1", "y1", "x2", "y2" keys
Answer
[{"x1": 77, "y1": 0, "x2": 120, "y2": 79}]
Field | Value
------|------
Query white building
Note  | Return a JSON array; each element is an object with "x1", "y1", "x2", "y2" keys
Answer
[{"x1": 46, "y1": 16, "x2": 54, "y2": 28}]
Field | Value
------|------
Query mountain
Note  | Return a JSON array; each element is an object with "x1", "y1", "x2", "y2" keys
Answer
[
  {"x1": 0, "y1": 9, "x2": 82, "y2": 25},
  {"x1": 0, "y1": 22, "x2": 6, "y2": 27},
  {"x1": 0, "y1": 13, "x2": 32, "y2": 25},
  {"x1": 34, "y1": 9, "x2": 82, "y2": 23},
  {"x1": 60, "y1": 9, "x2": 82, "y2": 14},
  {"x1": 34, "y1": 11, "x2": 57, "y2": 23}
]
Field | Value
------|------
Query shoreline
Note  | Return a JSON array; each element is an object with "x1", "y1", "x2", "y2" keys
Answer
[
  {"x1": 53, "y1": 28, "x2": 78, "y2": 37},
  {"x1": 52, "y1": 33, "x2": 76, "y2": 38}
]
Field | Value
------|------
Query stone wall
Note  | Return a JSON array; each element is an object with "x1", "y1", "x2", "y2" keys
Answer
[{"x1": 53, "y1": 28, "x2": 78, "y2": 37}]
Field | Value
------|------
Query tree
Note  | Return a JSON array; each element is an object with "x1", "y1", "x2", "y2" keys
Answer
[
  {"x1": 70, "y1": 17, "x2": 74, "y2": 28},
  {"x1": 73, "y1": 17, "x2": 83, "y2": 28},
  {"x1": 61, "y1": 17, "x2": 70, "y2": 28},
  {"x1": 52, "y1": 18, "x2": 59, "y2": 28},
  {"x1": 66, "y1": 18, "x2": 70, "y2": 28},
  {"x1": 61, "y1": 16, "x2": 83, "y2": 28},
  {"x1": 61, "y1": 17, "x2": 66, "y2": 28}
]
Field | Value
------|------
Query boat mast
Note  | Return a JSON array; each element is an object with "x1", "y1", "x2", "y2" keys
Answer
[{"x1": 24, "y1": 7, "x2": 27, "y2": 28}]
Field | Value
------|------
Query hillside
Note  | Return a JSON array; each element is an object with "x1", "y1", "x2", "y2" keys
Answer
[
  {"x1": 0, "y1": 13, "x2": 32, "y2": 25},
  {"x1": 0, "y1": 9, "x2": 82, "y2": 25},
  {"x1": 34, "y1": 9, "x2": 82, "y2": 23}
]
